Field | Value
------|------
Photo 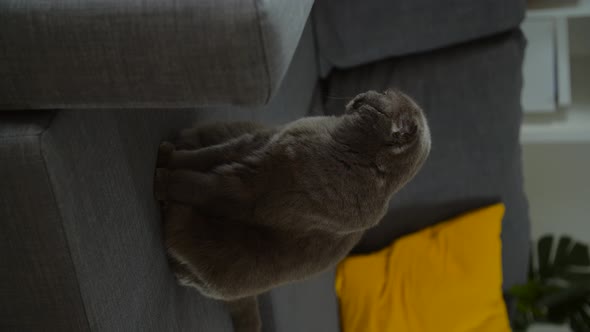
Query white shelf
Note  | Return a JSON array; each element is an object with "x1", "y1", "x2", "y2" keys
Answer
[
  {"x1": 527, "y1": 0, "x2": 590, "y2": 18},
  {"x1": 521, "y1": 18, "x2": 558, "y2": 112},
  {"x1": 521, "y1": 0, "x2": 590, "y2": 144},
  {"x1": 521, "y1": 108, "x2": 590, "y2": 143},
  {"x1": 521, "y1": 55, "x2": 590, "y2": 143}
]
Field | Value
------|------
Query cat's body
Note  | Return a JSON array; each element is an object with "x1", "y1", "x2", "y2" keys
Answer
[{"x1": 154, "y1": 90, "x2": 431, "y2": 332}]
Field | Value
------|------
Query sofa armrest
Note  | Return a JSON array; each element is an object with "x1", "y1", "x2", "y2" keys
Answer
[
  {"x1": 0, "y1": 0, "x2": 314, "y2": 109},
  {"x1": 0, "y1": 112, "x2": 90, "y2": 331}
]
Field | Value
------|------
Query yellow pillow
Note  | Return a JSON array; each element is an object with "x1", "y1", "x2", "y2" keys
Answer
[{"x1": 335, "y1": 203, "x2": 510, "y2": 332}]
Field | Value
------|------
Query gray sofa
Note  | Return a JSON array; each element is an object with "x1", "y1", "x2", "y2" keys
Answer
[{"x1": 0, "y1": 1, "x2": 529, "y2": 331}]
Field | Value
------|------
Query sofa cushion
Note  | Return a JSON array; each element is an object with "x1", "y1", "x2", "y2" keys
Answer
[
  {"x1": 323, "y1": 30, "x2": 530, "y2": 302},
  {"x1": 0, "y1": 0, "x2": 313, "y2": 109},
  {"x1": 313, "y1": 0, "x2": 525, "y2": 75}
]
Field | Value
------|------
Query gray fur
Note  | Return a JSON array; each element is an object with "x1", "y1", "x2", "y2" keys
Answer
[{"x1": 154, "y1": 90, "x2": 431, "y2": 332}]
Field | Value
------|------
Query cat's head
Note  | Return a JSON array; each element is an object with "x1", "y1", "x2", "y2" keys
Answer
[{"x1": 344, "y1": 90, "x2": 431, "y2": 192}]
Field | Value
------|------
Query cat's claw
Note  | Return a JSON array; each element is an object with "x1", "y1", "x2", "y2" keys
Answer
[
  {"x1": 157, "y1": 141, "x2": 175, "y2": 167},
  {"x1": 154, "y1": 168, "x2": 169, "y2": 201}
]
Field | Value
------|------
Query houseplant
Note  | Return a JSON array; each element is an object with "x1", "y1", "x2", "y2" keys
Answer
[{"x1": 509, "y1": 235, "x2": 590, "y2": 331}]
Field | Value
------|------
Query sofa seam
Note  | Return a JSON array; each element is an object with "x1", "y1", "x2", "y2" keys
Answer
[
  {"x1": 0, "y1": 110, "x2": 59, "y2": 138},
  {"x1": 253, "y1": 0, "x2": 272, "y2": 104},
  {"x1": 39, "y1": 112, "x2": 93, "y2": 332},
  {"x1": 309, "y1": 8, "x2": 324, "y2": 81},
  {"x1": 1, "y1": 134, "x2": 48, "y2": 139},
  {"x1": 323, "y1": 22, "x2": 524, "y2": 69}
]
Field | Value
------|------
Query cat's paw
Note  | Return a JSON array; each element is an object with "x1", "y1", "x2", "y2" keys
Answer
[
  {"x1": 233, "y1": 321, "x2": 261, "y2": 332},
  {"x1": 167, "y1": 257, "x2": 194, "y2": 285},
  {"x1": 154, "y1": 168, "x2": 169, "y2": 201},
  {"x1": 157, "y1": 141, "x2": 175, "y2": 167}
]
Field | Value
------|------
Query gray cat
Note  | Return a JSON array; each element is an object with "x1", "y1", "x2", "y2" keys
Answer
[{"x1": 154, "y1": 90, "x2": 431, "y2": 332}]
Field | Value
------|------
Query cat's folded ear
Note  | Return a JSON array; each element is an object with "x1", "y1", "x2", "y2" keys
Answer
[{"x1": 344, "y1": 90, "x2": 382, "y2": 114}]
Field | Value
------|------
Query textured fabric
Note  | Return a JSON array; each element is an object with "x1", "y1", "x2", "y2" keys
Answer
[
  {"x1": 239, "y1": 18, "x2": 320, "y2": 127},
  {"x1": 261, "y1": 269, "x2": 340, "y2": 332},
  {"x1": 324, "y1": 30, "x2": 530, "y2": 298},
  {"x1": 0, "y1": 0, "x2": 313, "y2": 109},
  {"x1": 41, "y1": 110, "x2": 234, "y2": 332},
  {"x1": 0, "y1": 23, "x2": 327, "y2": 331},
  {"x1": 0, "y1": 112, "x2": 90, "y2": 332},
  {"x1": 313, "y1": 0, "x2": 525, "y2": 75},
  {"x1": 336, "y1": 204, "x2": 510, "y2": 332}
]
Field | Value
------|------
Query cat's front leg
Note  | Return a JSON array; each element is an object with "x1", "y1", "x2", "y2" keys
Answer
[
  {"x1": 176, "y1": 122, "x2": 267, "y2": 150},
  {"x1": 154, "y1": 168, "x2": 171, "y2": 201},
  {"x1": 156, "y1": 141, "x2": 175, "y2": 168},
  {"x1": 154, "y1": 168, "x2": 225, "y2": 206},
  {"x1": 164, "y1": 134, "x2": 256, "y2": 171},
  {"x1": 156, "y1": 132, "x2": 250, "y2": 171}
]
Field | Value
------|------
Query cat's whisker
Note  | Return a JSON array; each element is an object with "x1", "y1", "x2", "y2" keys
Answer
[{"x1": 325, "y1": 95, "x2": 354, "y2": 100}]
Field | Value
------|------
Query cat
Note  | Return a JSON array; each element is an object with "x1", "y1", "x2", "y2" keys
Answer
[{"x1": 154, "y1": 90, "x2": 431, "y2": 332}]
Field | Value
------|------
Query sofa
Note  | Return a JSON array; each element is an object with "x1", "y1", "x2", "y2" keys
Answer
[{"x1": 0, "y1": 1, "x2": 529, "y2": 331}]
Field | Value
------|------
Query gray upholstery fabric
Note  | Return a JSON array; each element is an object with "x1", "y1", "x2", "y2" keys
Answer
[
  {"x1": 40, "y1": 110, "x2": 234, "y2": 332},
  {"x1": 0, "y1": 112, "x2": 90, "y2": 332},
  {"x1": 260, "y1": 270, "x2": 340, "y2": 332},
  {"x1": 313, "y1": 0, "x2": 525, "y2": 74},
  {"x1": 0, "y1": 0, "x2": 313, "y2": 109},
  {"x1": 206, "y1": 19, "x2": 320, "y2": 127},
  {"x1": 324, "y1": 30, "x2": 531, "y2": 296},
  {"x1": 0, "y1": 23, "x2": 333, "y2": 331}
]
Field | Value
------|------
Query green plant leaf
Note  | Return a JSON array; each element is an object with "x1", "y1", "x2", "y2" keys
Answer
[
  {"x1": 554, "y1": 236, "x2": 573, "y2": 269},
  {"x1": 538, "y1": 235, "x2": 554, "y2": 278},
  {"x1": 569, "y1": 310, "x2": 590, "y2": 332},
  {"x1": 529, "y1": 248, "x2": 537, "y2": 280},
  {"x1": 546, "y1": 294, "x2": 589, "y2": 324},
  {"x1": 538, "y1": 287, "x2": 588, "y2": 308},
  {"x1": 508, "y1": 280, "x2": 558, "y2": 312},
  {"x1": 510, "y1": 282, "x2": 543, "y2": 301},
  {"x1": 512, "y1": 235, "x2": 590, "y2": 329},
  {"x1": 536, "y1": 235, "x2": 590, "y2": 280},
  {"x1": 576, "y1": 306, "x2": 590, "y2": 330},
  {"x1": 511, "y1": 310, "x2": 532, "y2": 331},
  {"x1": 569, "y1": 243, "x2": 590, "y2": 266},
  {"x1": 558, "y1": 271, "x2": 590, "y2": 286}
]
